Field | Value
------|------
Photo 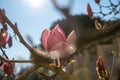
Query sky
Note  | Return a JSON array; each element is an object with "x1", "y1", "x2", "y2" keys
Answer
[
  {"x1": 0, "y1": 0, "x2": 119, "y2": 68},
  {"x1": 0, "y1": 0, "x2": 90, "y2": 60}
]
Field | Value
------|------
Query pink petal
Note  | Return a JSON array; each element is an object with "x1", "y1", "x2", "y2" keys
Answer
[
  {"x1": 65, "y1": 44, "x2": 76, "y2": 54},
  {"x1": 3, "y1": 33, "x2": 9, "y2": 43},
  {"x1": 97, "y1": 56, "x2": 105, "y2": 70},
  {"x1": 66, "y1": 30, "x2": 76, "y2": 54},
  {"x1": 47, "y1": 24, "x2": 67, "y2": 50},
  {"x1": 53, "y1": 24, "x2": 66, "y2": 40},
  {"x1": 8, "y1": 36, "x2": 12, "y2": 47},
  {"x1": 0, "y1": 30, "x2": 9, "y2": 46},
  {"x1": 48, "y1": 41, "x2": 69, "y2": 59},
  {"x1": 50, "y1": 41, "x2": 68, "y2": 51},
  {"x1": 4, "y1": 63, "x2": 11, "y2": 75},
  {"x1": 41, "y1": 29, "x2": 50, "y2": 50},
  {"x1": 1, "y1": 62, "x2": 14, "y2": 75},
  {"x1": 67, "y1": 30, "x2": 76, "y2": 44},
  {"x1": 87, "y1": 3, "x2": 93, "y2": 18}
]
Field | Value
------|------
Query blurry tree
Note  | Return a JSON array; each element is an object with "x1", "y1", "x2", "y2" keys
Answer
[{"x1": 50, "y1": 14, "x2": 105, "y2": 50}]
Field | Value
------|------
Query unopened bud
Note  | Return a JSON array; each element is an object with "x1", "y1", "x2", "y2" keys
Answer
[
  {"x1": 96, "y1": 56, "x2": 106, "y2": 79},
  {"x1": 95, "y1": 20, "x2": 102, "y2": 30},
  {"x1": 8, "y1": 36, "x2": 12, "y2": 47},
  {"x1": 95, "y1": 0, "x2": 100, "y2": 4},
  {"x1": 87, "y1": 3, "x2": 93, "y2": 18}
]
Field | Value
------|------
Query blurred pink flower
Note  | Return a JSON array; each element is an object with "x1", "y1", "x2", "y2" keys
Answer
[
  {"x1": 41, "y1": 24, "x2": 76, "y2": 66},
  {"x1": 96, "y1": 56, "x2": 106, "y2": 79},
  {"x1": 0, "y1": 29, "x2": 9, "y2": 46},
  {"x1": 87, "y1": 3, "x2": 93, "y2": 18},
  {"x1": 0, "y1": 62, "x2": 15, "y2": 75},
  {"x1": 95, "y1": 0, "x2": 100, "y2": 4},
  {"x1": 97, "y1": 56, "x2": 105, "y2": 70}
]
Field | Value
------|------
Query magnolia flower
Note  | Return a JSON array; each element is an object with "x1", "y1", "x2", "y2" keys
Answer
[
  {"x1": 0, "y1": 62, "x2": 15, "y2": 75},
  {"x1": 0, "y1": 29, "x2": 9, "y2": 46},
  {"x1": 41, "y1": 24, "x2": 76, "y2": 66},
  {"x1": 0, "y1": 28, "x2": 12, "y2": 48}
]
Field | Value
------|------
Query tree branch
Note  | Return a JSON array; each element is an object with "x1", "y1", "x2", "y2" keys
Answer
[
  {"x1": 0, "y1": 47, "x2": 9, "y2": 59},
  {"x1": 0, "y1": 9, "x2": 52, "y2": 64},
  {"x1": 0, "y1": 9, "x2": 32, "y2": 51},
  {"x1": 15, "y1": 63, "x2": 75, "y2": 80},
  {"x1": 0, "y1": 56, "x2": 33, "y2": 63},
  {"x1": 0, "y1": 9, "x2": 75, "y2": 80}
]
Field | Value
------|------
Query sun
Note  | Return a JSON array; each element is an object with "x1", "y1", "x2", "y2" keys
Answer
[{"x1": 27, "y1": 0, "x2": 44, "y2": 8}]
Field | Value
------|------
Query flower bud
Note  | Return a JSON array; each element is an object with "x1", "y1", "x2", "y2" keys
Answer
[
  {"x1": 96, "y1": 56, "x2": 106, "y2": 79},
  {"x1": 97, "y1": 56, "x2": 105, "y2": 70},
  {"x1": 8, "y1": 36, "x2": 12, "y2": 47},
  {"x1": 95, "y1": 0, "x2": 100, "y2": 4},
  {"x1": 95, "y1": 20, "x2": 102, "y2": 30},
  {"x1": 87, "y1": 3, "x2": 93, "y2": 18},
  {"x1": 1, "y1": 62, "x2": 15, "y2": 75},
  {"x1": 0, "y1": 29, "x2": 9, "y2": 46}
]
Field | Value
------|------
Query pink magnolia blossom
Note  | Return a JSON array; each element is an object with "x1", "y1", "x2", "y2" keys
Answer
[
  {"x1": 0, "y1": 62, "x2": 15, "y2": 75},
  {"x1": 0, "y1": 29, "x2": 9, "y2": 46},
  {"x1": 41, "y1": 24, "x2": 76, "y2": 66}
]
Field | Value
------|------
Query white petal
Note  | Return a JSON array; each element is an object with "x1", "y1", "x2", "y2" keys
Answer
[
  {"x1": 65, "y1": 44, "x2": 76, "y2": 54},
  {"x1": 67, "y1": 30, "x2": 76, "y2": 44},
  {"x1": 49, "y1": 51, "x2": 60, "y2": 59}
]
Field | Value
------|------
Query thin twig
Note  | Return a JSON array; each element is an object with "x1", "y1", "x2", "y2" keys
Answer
[
  {"x1": 0, "y1": 9, "x2": 32, "y2": 52},
  {"x1": 15, "y1": 64, "x2": 41, "y2": 80},
  {"x1": 109, "y1": 56, "x2": 116, "y2": 80},
  {"x1": 15, "y1": 63, "x2": 75, "y2": 80},
  {"x1": 51, "y1": 73, "x2": 58, "y2": 80},
  {"x1": 0, "y1": 56, "x2": 33, "y2": 63},
  {"x1": 0, "y1": 47, "x2": 9, "y2": 59},
  {"x1": 35, "y1": 69, "x2": 50, "y2": 79}
]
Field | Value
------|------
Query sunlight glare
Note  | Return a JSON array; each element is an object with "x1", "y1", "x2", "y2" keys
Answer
[{"x1": 27, "y1": 0, "x2": 44, "y2": 8}]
